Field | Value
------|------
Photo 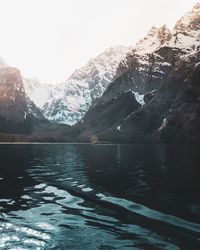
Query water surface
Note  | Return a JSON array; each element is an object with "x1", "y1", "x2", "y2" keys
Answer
[{"x1": 0, "y1": 144, "x2": 200, "y2": 249}]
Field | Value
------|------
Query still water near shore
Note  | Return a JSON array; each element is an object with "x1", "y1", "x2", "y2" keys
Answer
[{"x1": 0, "y1": 143, "x2": 200, "y2": 249}]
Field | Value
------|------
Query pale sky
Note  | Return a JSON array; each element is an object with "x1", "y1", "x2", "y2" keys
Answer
[{"x1": 0, "y1": 0, "x2": 198, "y2": 84}]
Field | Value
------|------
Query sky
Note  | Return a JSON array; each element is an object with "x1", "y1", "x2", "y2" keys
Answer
[{"x1": 0, "y1": 0, "x2": 198, "y2": 84}]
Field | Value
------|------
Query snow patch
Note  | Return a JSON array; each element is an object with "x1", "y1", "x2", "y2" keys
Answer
[
  {"x1": 117, "y1": 125, "x2": 121, "y2": 132},
  {"x1": 158, "y1": 118, "x2": 168, "y2": 131},
  {"x1": 133, "y1": 92, "x2": 145, "y2": 105}
]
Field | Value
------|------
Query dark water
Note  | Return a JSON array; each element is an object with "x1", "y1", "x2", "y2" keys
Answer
[{"x1": 0, "y1": 144, "x2": 200, "y2": 250}]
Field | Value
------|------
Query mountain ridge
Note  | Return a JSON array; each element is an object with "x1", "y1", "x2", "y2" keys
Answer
[
  {"x1": 69, "y1": 3, "x2": 200, "y2": 143},
  {"x1": 0, "y1": 3, "x2": 199, "y2": 142},
  {"x1": 42, "y1": 45, "x2": 131, "y2": 125}
]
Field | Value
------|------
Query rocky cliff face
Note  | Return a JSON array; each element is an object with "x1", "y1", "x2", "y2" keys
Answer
[
  {"x1": 101, "y1": 47, "x2": 176, "y2": 104},
  {"x1": 112, "y1": 51, "x2": 200, "y2": 143},
  {"x1": 76, "y1": 90, "x2": 141, "y2": 140},
  {"x1": 73, "y1": 3, "x2": 200, "y2": 143},
  {"x1": 0, "y1": 67, "x2": 28, "y2": 122},
  {"x1": 74, "y1": 51, "x2": 200, "y2": 143},
  {"x1": 99, "y1": 26, "x2": 179, "y2": 106},
  {"x1": 101, "y1": 4, "x2": 200, "y2": 104},
  {"x1": 158, "y1": 51, "x2": 200, "y2": 142},
  {"x1": 0, "y1": 66, "x2": 45, "y2": 134}
]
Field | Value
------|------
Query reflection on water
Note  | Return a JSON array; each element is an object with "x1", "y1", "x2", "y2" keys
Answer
[{"x1": 0, "y1": 144, "x2": 200, "y2": 249}]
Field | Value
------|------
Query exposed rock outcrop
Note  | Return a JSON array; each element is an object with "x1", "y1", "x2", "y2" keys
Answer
[{"x1": 0, "y1": 67, "x2": 45, "y2": 134}]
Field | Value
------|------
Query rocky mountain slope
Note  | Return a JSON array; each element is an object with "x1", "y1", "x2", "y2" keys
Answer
[
  {"x1": 99, "y1": 3, "x2": 200, "y2": 105},
  {"x1": 71, "y1": 3, "x2": 200, "y2": 143},
  {"x1": 40, "y1": 46, "x2": 131, "y2": 125},
  {"x1": 26, "y1": 0, "x2": 199, "y2": 126},
  {"x1": 40, "y1": 3, "x2": 199, "y2": 128},
  {"x1": 0, "y1": 63, "x2": 70, "y2": 141},
  {"x1": 111, "y1": 50, "x2": 200, "y2": 143},
  {"x1": 0, "y1": 67, "x2": 28, "y2": 123},
  {"x1": 79, "y1": 90, "x2": 141, "y2": 136},
  {"x1": 168, "y1": 2, "x2": 200, "y2": 51},
  {"x1": 0, "y1": 63, "x2": 46, "y2": 135}
]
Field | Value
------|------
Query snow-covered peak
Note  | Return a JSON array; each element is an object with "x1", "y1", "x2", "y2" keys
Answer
[
  {"x1": 68, "y1": 45, "x2": 131, "y2": 82},
  {"x1": 42, "y1": 45, "x2": 131, "y2": 125},
  {"x1": 174, "y1": 2, "x2": 200, "y2": 32},
  {"x1": 168, "y1": 3, "x2": 200, "y2": 51},
  {"x1": 132, "y1": 3, "x2": 200, "y2": 56},
  {"x1": 133, "y1": 25, "x2": 172, "y2": 55}
]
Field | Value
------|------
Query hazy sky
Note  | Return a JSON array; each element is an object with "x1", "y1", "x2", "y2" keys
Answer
[{"x1": 0, "y1": 0, "x2": 198, "y2": 83}]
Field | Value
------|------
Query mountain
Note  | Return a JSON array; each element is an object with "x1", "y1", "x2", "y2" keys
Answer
[
  {"x1": 71, "y1": 3, "x2": 200, "y2": 143},
  {"x1": 0, "y1": 63, "x2": 70, "y2": 141},
  {"x1": 76, "y1": 90, "x2": 141, "y2": 139},
  {"x1": 23, "y1": 77, "x2": 54, "y2": 108},
  {"x1": 36, "y1": 4, "x2": 199, "y2": 128},
  {"x1": 0, "y1": 67, "x2": 27, "y2": 122},
  {"x1": 0, "y1": 3, "x2": 199, "y2": 143},
  {"x1": 0, "y1": 66, "x2": 46, "y2": 135},
  {"x1": 0, "y1": 59, "x2": 44, "y2": 121},
  {"x1": 168, "y1": 2, "x2": 200, "y2": 52},
  {"x1": 133, "y1": 25, "x2": 172, "y2": 55},
  {"x1": 112, "y1": 50, "x2": 200, "y2": 143},
  {"x1": 41, "y1": 46, "x2": 131, "y2": 125}
]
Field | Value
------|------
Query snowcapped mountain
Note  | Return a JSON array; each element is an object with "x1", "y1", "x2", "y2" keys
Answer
[
  {"x1": 132, "y1": 2, "x2": 200, "y2": 56},
  {"x1": 71, "y1": 3, "x2": 200, "y2": 143},
  {"x1": 121, "y1": 3, "x2": 200, "y2": 66},
  {"x1": 111, "y1": 3, "x2": 200, "y2": 98},
  {"x1": 105, "y1": 28, "x2": 175, "y2": 103},
  {"x1": 168, "y1": 2, "x2": 200, "y2": 51},
  {"x1": 133, "y1": 25, "x2": 172, "y2": 55},
  {"x1": 20, "y1": 3, "x2": 200, "y2": 128},
  {"x1": 23, "y1": 77, "x2": 54, "y2": 108},
  {"x1": 42, "y1": 46, "x2": 131, "y2": 125}
]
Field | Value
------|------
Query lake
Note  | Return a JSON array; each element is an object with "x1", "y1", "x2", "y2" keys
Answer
[{"x1": 0, "y1": 144, "x2": 200, "y2": 249}]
